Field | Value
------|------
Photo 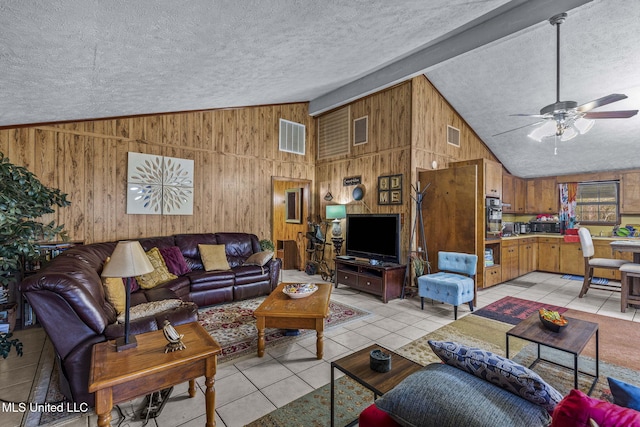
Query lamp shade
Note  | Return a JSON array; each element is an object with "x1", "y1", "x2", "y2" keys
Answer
[
  {"x1": 326, "y1": 204, "x2": 346, "y2": 220},
  {"x1": 102, "y1": 241, "x2": 154, "y2": 278}
]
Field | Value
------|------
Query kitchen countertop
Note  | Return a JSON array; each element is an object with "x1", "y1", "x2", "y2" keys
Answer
[{"x1": 497, "y1": 234, "x2": 636, "y2": 242}]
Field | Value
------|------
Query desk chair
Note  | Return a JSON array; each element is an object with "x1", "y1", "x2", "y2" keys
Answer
[
  {"x1": 578, "y1": 227, "x2": 627, "y2": 298},
  {"x1": 417, "y1": 252, "x2": 477, "y2": 320}
]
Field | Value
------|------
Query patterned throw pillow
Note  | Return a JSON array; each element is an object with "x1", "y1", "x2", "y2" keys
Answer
[
  {"x1": 198, "y1": 244, "x2": 231, "y2": 271},
  {"x1": 159, "y1": 246, "x2": 190, "y2": 276},
  {"x1": 116, "y1": 299, "x2": 183, "y2": 323},
  {"x1": 136, "y1": 247, "x2": 178, "y2": 289},
  {"x1": 428, "y1": 340, "x2": 563, "y2": 413}
]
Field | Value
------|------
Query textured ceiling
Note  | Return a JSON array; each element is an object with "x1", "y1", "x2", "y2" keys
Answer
[{"x1": 1, "y1": 0, "x2": 638, "y2": 178}]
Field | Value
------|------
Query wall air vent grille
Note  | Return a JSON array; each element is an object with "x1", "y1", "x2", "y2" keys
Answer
[
  {"x1": 318, "y1": 106, "x2": 350, "y2": 159},
  {"x1": 447, "y1": 125, "x2": 460, "y2": 147},
  {"x1": 279, "y1": 119, "x2": 306, "y2": 155},
  {"x1": 353, "y1": 116, "x2": 368, "y2": 145}
]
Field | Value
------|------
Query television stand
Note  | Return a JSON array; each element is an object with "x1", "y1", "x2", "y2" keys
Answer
[{"x1": 334, "y1": 258, "x2": 405, "y2": 303}]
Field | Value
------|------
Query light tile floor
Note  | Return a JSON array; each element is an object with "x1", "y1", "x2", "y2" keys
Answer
[{"x1": 1, "y1": 271, "x2": 638, "y2": 427}]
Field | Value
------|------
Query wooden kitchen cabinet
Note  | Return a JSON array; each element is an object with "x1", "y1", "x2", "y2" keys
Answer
[
  {"x1": 620, "y1": 172, "x2": 640, "y2": 213},
  {"x1": 502, "y1": 174, "x2": 526, "y2": 214},
  {"x1": 451, "y1": 158, "x2": 502, "y2": 199},
  {"x1": 501, "y1": 239, "x2": 519, "y2": 281},
  {"x1": 484, "y1": 160, "x2": 502, "y2": 198},
  {"x1": 518, "y1": 238, "x2": 537, "y2": 276},
  {"x1": 537, "y1": 237, "x2": 560, "y2": 273},
  {"x1": 559, "y1": 241, "x2": 583, "y2": 276},
  {"x1": 526, "y1": 177, "x2": 558, "y2": 214},
  {"x1": 484, "y1": 266, "x2": 503, "y2": 287},
  {"x1": 592, "y1": 240, "x2": 621, "y2": 280}
]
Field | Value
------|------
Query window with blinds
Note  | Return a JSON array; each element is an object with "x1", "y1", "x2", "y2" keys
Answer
[
  {"x1": 318, "y1": 106, "x2": 350, "y2": 160},
  {"x1": 575, "y1": 181, "x2": 619, "y2": 224}
]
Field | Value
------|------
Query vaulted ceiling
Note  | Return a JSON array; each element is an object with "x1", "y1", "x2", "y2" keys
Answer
[{"x1": 1, "y1": 0, "x2": 638, "y2": 178}]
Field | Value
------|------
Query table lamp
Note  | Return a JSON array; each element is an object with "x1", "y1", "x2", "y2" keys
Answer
[
  {"x1": 326, "y1": 205, "x2": 347, "y2": 238},
  {"x1": 326, "y1": 204, "x2": 347, "y2": 255},
  {"x1": 101, "y1": 241, "x2": 154, "y2": 351}
]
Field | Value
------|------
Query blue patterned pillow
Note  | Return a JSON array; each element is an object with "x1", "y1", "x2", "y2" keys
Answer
[{"x1": 428, "y1": 340, "x2": 562, "y2": 413}]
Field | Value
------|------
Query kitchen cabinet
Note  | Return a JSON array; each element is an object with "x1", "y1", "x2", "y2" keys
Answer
[
  {"x1": 526, "y1": 177, "x2": 558, "y2": 214},
  {"x1": 450, "y1": 158, "x2": 502, "y2": 199},
  {"x1": 537, "y1": 237, "x2": 560, "y2": 273},
  {"x1": 484, "y1": 160, "x2": 502, "y2": 198},
  {"x1": 484, "y1": 266, "x2": 502, "y2": 287},
  {"x1": 592, "y1": 240, "x2": 623, "y2": 280},
  {"x1": 559, "y1": 241, "x2": 583, "y2": 276},
  {"x1": 502, "y1": 174, "x2": 526, "y2": 214},
  {"x1": 620, "y1": 172, "x2": 640, "y2": 213},
  {"x1": 501, "y1": 239, "x2": 519, "y2": 281},
  {"x1": 518, "y1": 238, "x2": 537, "y2": 276}
]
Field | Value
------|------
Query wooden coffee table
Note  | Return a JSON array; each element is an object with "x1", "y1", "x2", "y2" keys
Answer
[
  {"x1": 254, "y1": 282, "x2": 331, "y2": 359},
  {"x1": 330, "y1": 344, "x2": 423, "y2": 427},
  {"x1": 89, "y1": 322, "x2": 221, "y2": 427},
  {"x1": 506, "y1": 313, "x2": 599, "y2": 395}
]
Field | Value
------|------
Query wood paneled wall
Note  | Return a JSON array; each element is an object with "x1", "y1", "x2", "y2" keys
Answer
[{"x1": 0, "y1": 104, "x2": 315, "y2": 244}]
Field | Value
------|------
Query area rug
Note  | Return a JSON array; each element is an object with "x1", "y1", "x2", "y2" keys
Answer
[
  {"x1": 198, "y1": 297, "x2": 371, "y2": 364},
  {"x1": 562, "y1": 274, "x2": 609, "y2": 285},
  {"x1": 245, "y1": 375, "x2": 372, "y2": 427},
  {"x1": 248, "y1": 307, "x2": 640, "y2": 426},
  {"x1": 472, "y1": 295, "x2": 568, "y2": 325}
]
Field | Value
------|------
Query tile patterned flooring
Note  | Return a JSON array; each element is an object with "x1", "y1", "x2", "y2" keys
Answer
[{"x1": 1, "y1": 271, "x2": 638, "y2": 427}]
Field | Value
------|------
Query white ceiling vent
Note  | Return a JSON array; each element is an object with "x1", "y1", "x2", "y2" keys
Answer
[
  {"x1": 447, "y1": 125, "x2": 460, "y2": 147},
  {"x1": 318, "y1": 106, "x2": 350, "y2": 160},
  {"x1": 279, "y1": 119, "x2": 306, "y2": 155}
]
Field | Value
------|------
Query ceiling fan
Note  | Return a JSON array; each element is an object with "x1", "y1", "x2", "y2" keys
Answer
[{"x1": 498, "y1": 12, "x2": 638, "y2": 141}]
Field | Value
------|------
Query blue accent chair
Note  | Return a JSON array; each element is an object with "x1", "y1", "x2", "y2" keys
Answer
[{"x1": 417, "y1": 251, "x2": 478, "y2": 320}]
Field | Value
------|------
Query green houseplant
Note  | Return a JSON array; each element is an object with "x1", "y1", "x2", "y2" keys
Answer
[
  {"x1": 0, "y1": 152, "x2": 70, "y2": 288},
  {"x1": 0, "y1": 332, "x2": 23, "y2": 359},
  {"x1": 259, "y1": 239, "x2": 275, "y2": 252}
]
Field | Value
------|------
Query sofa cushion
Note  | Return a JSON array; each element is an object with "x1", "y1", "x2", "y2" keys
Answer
[
  {"x1": 215, "y1": 232, "x2": 261, "y2": 267},
  {"x1": 199, "y1": 244, "x2": 231, "y2": 271},
  {"x1": 243, "y1": 250, "x2": 274, "y2": 267},
  {"x1": 159, "y1": 246, "x2": 191, "y2": 276},
  {"x1": 136, "y1": 247, "x2": 178, "y2": 289},
  {"x1": 608, "y1": 377, "x2": 640, "y2": 411},
  {"x1": 175, "y1": 233, "x2": 218, "y2": 270},
  {"x1": 374, "y1": 363, "x2": 551, "y2": 427},
  {"x1": 428, "y1": 340, "x2": 562, "y2": 413},
  {"x1": 551, "y1": 389, "x2": 640, "y2": 427}
]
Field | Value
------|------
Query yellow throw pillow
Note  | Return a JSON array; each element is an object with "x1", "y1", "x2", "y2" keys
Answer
[
  {"x1": 136, "y1": 247, "x2": 178, "y2": 289},
  {"x1": 103, "y1": 276, "x2": 126, "y2": 314},
  {"x1": 199, "y1": 244, "x2": 231, "y2": 271}
]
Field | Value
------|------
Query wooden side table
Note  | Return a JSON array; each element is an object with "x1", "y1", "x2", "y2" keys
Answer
[{"x1": 89, "y1": 322, "x2": 221, "y2": 427}]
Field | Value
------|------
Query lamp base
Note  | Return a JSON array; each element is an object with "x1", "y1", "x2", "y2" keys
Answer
[{"x1": 116, "y1": 335, "x2": 138, "y2": 352}]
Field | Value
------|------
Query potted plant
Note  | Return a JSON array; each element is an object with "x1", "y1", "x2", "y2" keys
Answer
[
  {"x1": 259, "y1": 239, "x2": 275, "y2": 252},
  {"x1": 411, "y1": 255, "x2": 430, "y2": 285},
  {"x1": 0, "y1": 152, "x2": 70, "y2": 289},
  {"x1": 0, "y1": 332, "x2": 23, "y2": 359}
]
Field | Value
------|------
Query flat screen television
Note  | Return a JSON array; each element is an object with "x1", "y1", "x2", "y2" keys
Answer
[{"x1": 344, "y1": 213, "x2": 401, "y2": 264}]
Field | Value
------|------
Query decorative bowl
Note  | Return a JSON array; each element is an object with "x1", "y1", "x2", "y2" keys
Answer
[
  {"x1": 283, "y1": 283, "x2": 318, "y2": 299},
  {"x1": 539, "y1": 309, "x2": 568, "y2": 332}
]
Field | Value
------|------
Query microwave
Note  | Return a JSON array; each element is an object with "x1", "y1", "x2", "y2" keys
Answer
[{"x1": 530, "y1": 221, "x2": 561, "y2": 233}]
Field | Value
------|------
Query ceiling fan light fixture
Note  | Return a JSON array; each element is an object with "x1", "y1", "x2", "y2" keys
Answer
[
  {"x1": 574, "y1": 117, "x2": 595, "y2": 134},
  {"x1": 528, "y1": 120, "x2": 557, "y2": 142},
  {"x1": 560, "y1": 126, "x2": 578, "y2": 141}
]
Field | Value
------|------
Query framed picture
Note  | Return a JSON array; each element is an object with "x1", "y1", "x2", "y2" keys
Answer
[
  {"x1": 285, "y1": 188, "x2": 302, "y2": 223},
  {"x1": 378, "y1": 173, "x2": 403, "y2": 205}
]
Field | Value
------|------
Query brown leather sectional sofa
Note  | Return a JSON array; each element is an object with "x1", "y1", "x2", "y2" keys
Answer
[{"x1": 20, "y1": 232, "x2": 281, "y2": 406}]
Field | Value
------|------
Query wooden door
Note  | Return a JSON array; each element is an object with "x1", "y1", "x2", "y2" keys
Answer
[
  {"x1": 501, "y1": 240, "x2": 519, "y2": 281},
  {"x1": 484, "y1": 160, "x2": 502, "y2": 198},
  {"x1": 537, "y1": 238, "x2": 560, "y2": 272},
  {"x1": 560, "y1": 241, "x2": 584, "y2": 276},
  {"x1": 272, "y1": 178, "x2": 312, "y2": 271},
  {"x1": 419, "y1": 165, "x2": 478, "y2": 277},
  {"x1": 514, "y1": 177, "x2": 526, "y2": 214},
  {"x1": 502, "y1": 175, "x2": 515, "y2": 214}
]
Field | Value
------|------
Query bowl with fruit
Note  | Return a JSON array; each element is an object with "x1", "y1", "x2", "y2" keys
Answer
[
  {"x1": 539, "y1": 308, "x2": 568, "y2": 332},
  {"x1": 283, "y1": 283, "x2": 318, "y2": 299}
]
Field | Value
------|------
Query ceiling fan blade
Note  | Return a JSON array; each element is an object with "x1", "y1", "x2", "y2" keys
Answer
[
  {"x1": 583, "y1": 110, "x2": 639, "y2": 119},
  {"x1": 509, "y1": 114, "x2": 548, "y2": 118},
  {"x1": 577, "y1": 94, "x2": 628, "y2": 112},
  {"x1": 492, "y1": 120, "x2": 546, "y2": 137}
]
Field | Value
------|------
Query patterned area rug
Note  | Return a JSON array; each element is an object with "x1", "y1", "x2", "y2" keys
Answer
[
  {"x1": 198, "y1": 297, "x2": 371, "y2": 364},
  {"x1": 472, "y1": 295, "x2": 568, "y2": 325},
  {"x1": 561, "y1": 274, "x2": 609, "y2": 285},
  {"x1": 249, "y1": 306, "x2": 640, "y2": 426}
]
